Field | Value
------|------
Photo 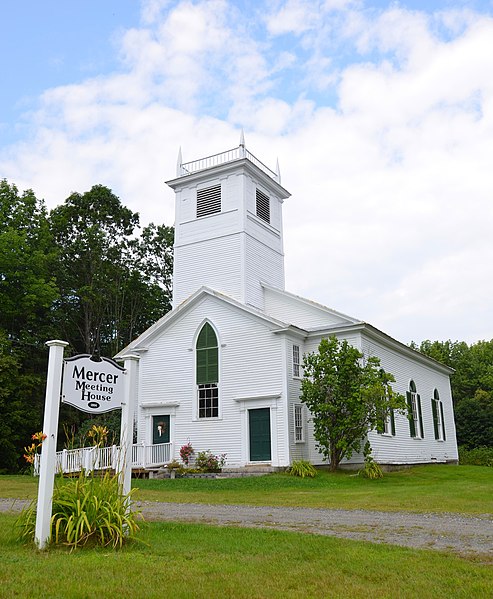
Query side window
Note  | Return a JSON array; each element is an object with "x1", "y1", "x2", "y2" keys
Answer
[
  {"x1": 407, "y1": 380, "x2": 424, "y2": 439},
  {"x1": 292, "y1": 344, "x2": 301, "y2": 378},
  {"x1": 377, "y1": 370, "x2": 395, "y2": 436},
  {"x1": 196, "y1": 323, "x2": 219, "y2": 418},
  {"x1": 432, "y1": 389, "x2": 446, "y2": 441},
  {"x1": 294, "y1": 404, "x2": 305, "y2": 443}
]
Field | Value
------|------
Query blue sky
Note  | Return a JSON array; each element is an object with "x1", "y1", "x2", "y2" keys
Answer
[{"x1": 1, "y1": 0, "x2": 493, "y2": 343}]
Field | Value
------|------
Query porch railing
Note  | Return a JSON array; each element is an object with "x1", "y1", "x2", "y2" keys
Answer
[{"x1": 33, "y1": 442, "x2": 173, "y2": 476}]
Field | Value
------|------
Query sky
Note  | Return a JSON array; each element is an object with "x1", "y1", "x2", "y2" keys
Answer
[{"x1": 1, "y1": 0, "x2": 492, "y2": 345}]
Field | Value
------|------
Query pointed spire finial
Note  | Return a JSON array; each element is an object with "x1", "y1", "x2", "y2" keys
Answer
[
  {"x1": 276, "y1": 158, "x2": 281, "y2": 184},
  {"x1": 177, "y1": 147, "x2": 183, "y2": 177},
  {"x1": 239, "y1": 128, "x2": 245, "y2": 148}
]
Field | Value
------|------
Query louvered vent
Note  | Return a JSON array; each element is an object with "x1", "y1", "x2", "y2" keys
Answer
[
  {"x1": 256, "y1": 188, "x2": 270, "y2": 223},
  {"x1": 197, "y1": 184, "x2": 221, "y2": 218}
]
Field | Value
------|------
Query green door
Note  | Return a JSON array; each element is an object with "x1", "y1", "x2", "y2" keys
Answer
[
  {"x1": 152, "y1": 415, "x2": 170, "y2": 444},
  {"x1": 249, "y1": 408, "x2": 271, "y2": 462}
]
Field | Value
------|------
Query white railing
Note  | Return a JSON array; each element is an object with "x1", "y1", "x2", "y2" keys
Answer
[
  {"x1": 180, "y1": 146, "x2": 278, "y2": 181},
  {"x1": 34, "y1": 442, "x2": 173, "y2": 476}
]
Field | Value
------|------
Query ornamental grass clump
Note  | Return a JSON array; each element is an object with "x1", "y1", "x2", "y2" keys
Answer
[
  {"x1": 17, "y1": 471, "x2": 141, "y2": 549},
  {"x1": 359, "y1": 442, "x2": 384, "y2": 480},
  {"x1": 287, "y1": 460, "x2": 318, "y2": 478}
]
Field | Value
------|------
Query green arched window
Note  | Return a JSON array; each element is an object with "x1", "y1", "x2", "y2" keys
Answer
[
  {"x1": 196, "y1": 323, "x2": 219, "y2": 418},
  {"x1": 407, "y1": 380, "x2": 423, "y2": 439},
  {"x1": 432, "y1": 389, "x2": 446, "y2": 441}
]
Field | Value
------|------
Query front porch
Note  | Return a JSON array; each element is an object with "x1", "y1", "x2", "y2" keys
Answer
[{"x1": 34, "y1": 442, "x2": 173, "y2": 476}]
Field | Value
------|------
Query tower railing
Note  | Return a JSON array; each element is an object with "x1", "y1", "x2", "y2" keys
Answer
[{"x1": 180, "y1": 146, "x2": 279, "y2": 181}]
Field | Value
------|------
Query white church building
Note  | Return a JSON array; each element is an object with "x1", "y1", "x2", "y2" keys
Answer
[{"x1": 116, "y1": 137, "x2": 458, "y2": 469}]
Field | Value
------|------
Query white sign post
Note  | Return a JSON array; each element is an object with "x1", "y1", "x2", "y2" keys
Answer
[
  {"x1": 118, "y1": 355, "x2": 140, "y2": 503},
  {"x1": 35, "y1": 340, "x2": 69, "y2": 550},
  {"x1": 35, "y1": 347, "x2": 134, "y2": 550}
]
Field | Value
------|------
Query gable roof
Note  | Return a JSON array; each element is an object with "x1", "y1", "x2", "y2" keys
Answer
[
  {"x1": 114, "y1": 286, "x2": 301, "y2": 359},
  {"x1": 115, "y1": 283, "x2": 452, "y2": 376},
  {"x1": 262, "y1": 283, "x2": 362, "y2": 329}
]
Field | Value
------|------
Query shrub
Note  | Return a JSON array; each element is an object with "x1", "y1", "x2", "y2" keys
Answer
[
  {"x1": 195, "y1": 450, "x2": 226, "y2": 472},
  {"x1": 459, "y1": 446, "x2": 493, "y2": 467},
  {"x1": 287, "y1": 460, "x2": 317, "y2": 478},
  {"x1": 16, "y1": 472, "x2": 141, "y2": 548},
  {"x1": 179, "y1": 442, "x2": 195, "y2": 466}
]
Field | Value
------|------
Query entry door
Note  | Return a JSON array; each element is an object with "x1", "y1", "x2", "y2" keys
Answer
[
  {"x1": 249, "y1": 408, "x2": 271, "y2": 462},
  {"x1": 152, "y1": 415, "x2": 170, "y2": 444}
]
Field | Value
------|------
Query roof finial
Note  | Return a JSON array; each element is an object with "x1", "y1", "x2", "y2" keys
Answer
[
  {"x1": 276, "y1": 158, "x2": 281, "y2": 184},
  {"x1": 176, "y1": 147, "x2": 183, "y2": 177},
  {"x1": 239, "y1": 128, "x2": 245, "y2": 148}
]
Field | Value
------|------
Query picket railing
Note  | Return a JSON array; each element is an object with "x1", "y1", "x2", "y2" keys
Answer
[{"x1": 34, "y1": 442, "x2": 173, "y2": 476}]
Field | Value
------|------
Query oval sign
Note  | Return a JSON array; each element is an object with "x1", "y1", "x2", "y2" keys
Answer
[{"x1": 61, "y1": 354, "x2": 125, "y2": 414}]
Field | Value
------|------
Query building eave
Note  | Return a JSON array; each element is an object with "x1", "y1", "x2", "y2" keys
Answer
[
  {"x1": 166, "y1": 158, "x2": 291, "y2": 200},
  {"x1": 305, "y1": 321, "x2": 454, "y2": 375}
]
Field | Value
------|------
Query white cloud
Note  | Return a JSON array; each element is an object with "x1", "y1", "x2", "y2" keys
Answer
[{"x1": 1, "y1": 0, "x2": 492, "y2": 344}]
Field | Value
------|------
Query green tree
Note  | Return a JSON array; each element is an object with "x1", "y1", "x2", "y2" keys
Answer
[
  {"x1": 300, "y1": 336, "x2": 406, "y2": 471},
  {"x1": 49, "y1": 185, "x2": 173, "y2": 356},
  {"x1": 412, "y1": 339, "x2": 493, "y2": 448},
  {"x1": 0, "y1": 180, "x2": 59, "y2": 471},
  {"x1": 49, "y1": 185, "x2": 139, "y2": 354}
]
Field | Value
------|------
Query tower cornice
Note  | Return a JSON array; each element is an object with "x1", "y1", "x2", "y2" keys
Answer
[{"x1": 166, "y1": 154, "x2": 290, "y2": 199}]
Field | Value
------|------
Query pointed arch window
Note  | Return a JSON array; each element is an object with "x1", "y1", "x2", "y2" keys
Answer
[
  {"x1": 407, "y1": 380, "x2": 424, "y2": 439},
  {"x1": 376, "y1": 369, "x2": 395, "y2": 436},
  {"x1": 196, "y1": 323, "x2": 219, "y2": 418},
  {"x1": 432, "y1": 389, "x2": 446, "y2": 441}
]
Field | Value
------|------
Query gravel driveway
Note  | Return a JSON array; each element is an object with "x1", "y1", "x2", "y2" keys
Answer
[{"x1": 3, "y1": 498, "x2": 492, "y2": 557}]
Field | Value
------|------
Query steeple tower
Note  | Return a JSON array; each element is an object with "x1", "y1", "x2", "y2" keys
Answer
[{"x1": 166, "y1": 134, "x2": 291, "y2": 310}]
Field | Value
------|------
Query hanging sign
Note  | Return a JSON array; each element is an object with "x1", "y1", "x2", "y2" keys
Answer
[{"x1": 61, "y1": 354, "x2": 125, "y2": 414}]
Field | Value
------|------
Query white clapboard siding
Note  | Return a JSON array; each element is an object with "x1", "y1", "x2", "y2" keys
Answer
[
  {"x1": 136, "y1": 293, "x2": 288, "y2": 468},
  {"x1": 173, "y1": 235, "x2": 243, "y2": 307},
  {"x1": 245, "y1": 234, "x2": 284, "y2": 310},
  {"x1": 361, "y1": 335, "x2": 458, "y2": 465}
]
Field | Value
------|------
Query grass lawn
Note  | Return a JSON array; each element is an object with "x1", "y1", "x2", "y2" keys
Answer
[
  {"x1": 1, "y1": 465, "x2": 492, "y2": 514},
  {"x1": 132, "y1": 465, "x2": 493, "y2": 514},
  {"x1": 1, "y1": 512, "x2": 492, "y2": 599}
]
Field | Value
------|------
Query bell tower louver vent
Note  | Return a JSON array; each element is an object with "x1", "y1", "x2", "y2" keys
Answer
[
  {"x1": 256, "y1": 188, "x2": 270, "y2": 223},
  {"x1": 197, "y1": 184, "x2": 221, "y2": 218}
]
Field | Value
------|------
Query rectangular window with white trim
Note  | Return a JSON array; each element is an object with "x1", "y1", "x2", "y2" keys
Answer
[
  {"x1": 292, "y1": 344, "x2": 301, "y2": 378},
  {"x1": 294, "y1": 404, "x2": 305, "y2": 443}
]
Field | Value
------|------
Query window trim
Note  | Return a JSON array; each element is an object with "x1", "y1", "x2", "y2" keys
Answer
[
  {"x1": 294, "y1": 403, "x2": 305, "y2": 443},
  {"x1": 377, "y1": 386, "x2": 396, "y2": 436},
  {"x1": 196, "y1": 322, "x2": 219, "y2": 419},
  {"x1": 407, "y1": 380, "x2": 424, "y2": 439},
  {"x1": 292, "y1": 344, "x2": 301, "y2": 379},
  {"x1": 432, "y1": 389, "x2": 446, "y2": 441},
  {"x1": 198, "y1": 383, "x2": 219, "y2": 419}
]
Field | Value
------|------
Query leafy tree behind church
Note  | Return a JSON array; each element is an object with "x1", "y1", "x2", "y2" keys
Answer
[
  {"x1": 0, "y1": 180, "x2": 173, "y2": 472},
  {"x1": 50, "y1": 185, "x2": 173, "y2": 356},
  {"x1": 411, "y1": 339, "x2": 493, "y2": 449},
  {"x1": 300, "y1": 336, "x2": 406, "y2": 471}
]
